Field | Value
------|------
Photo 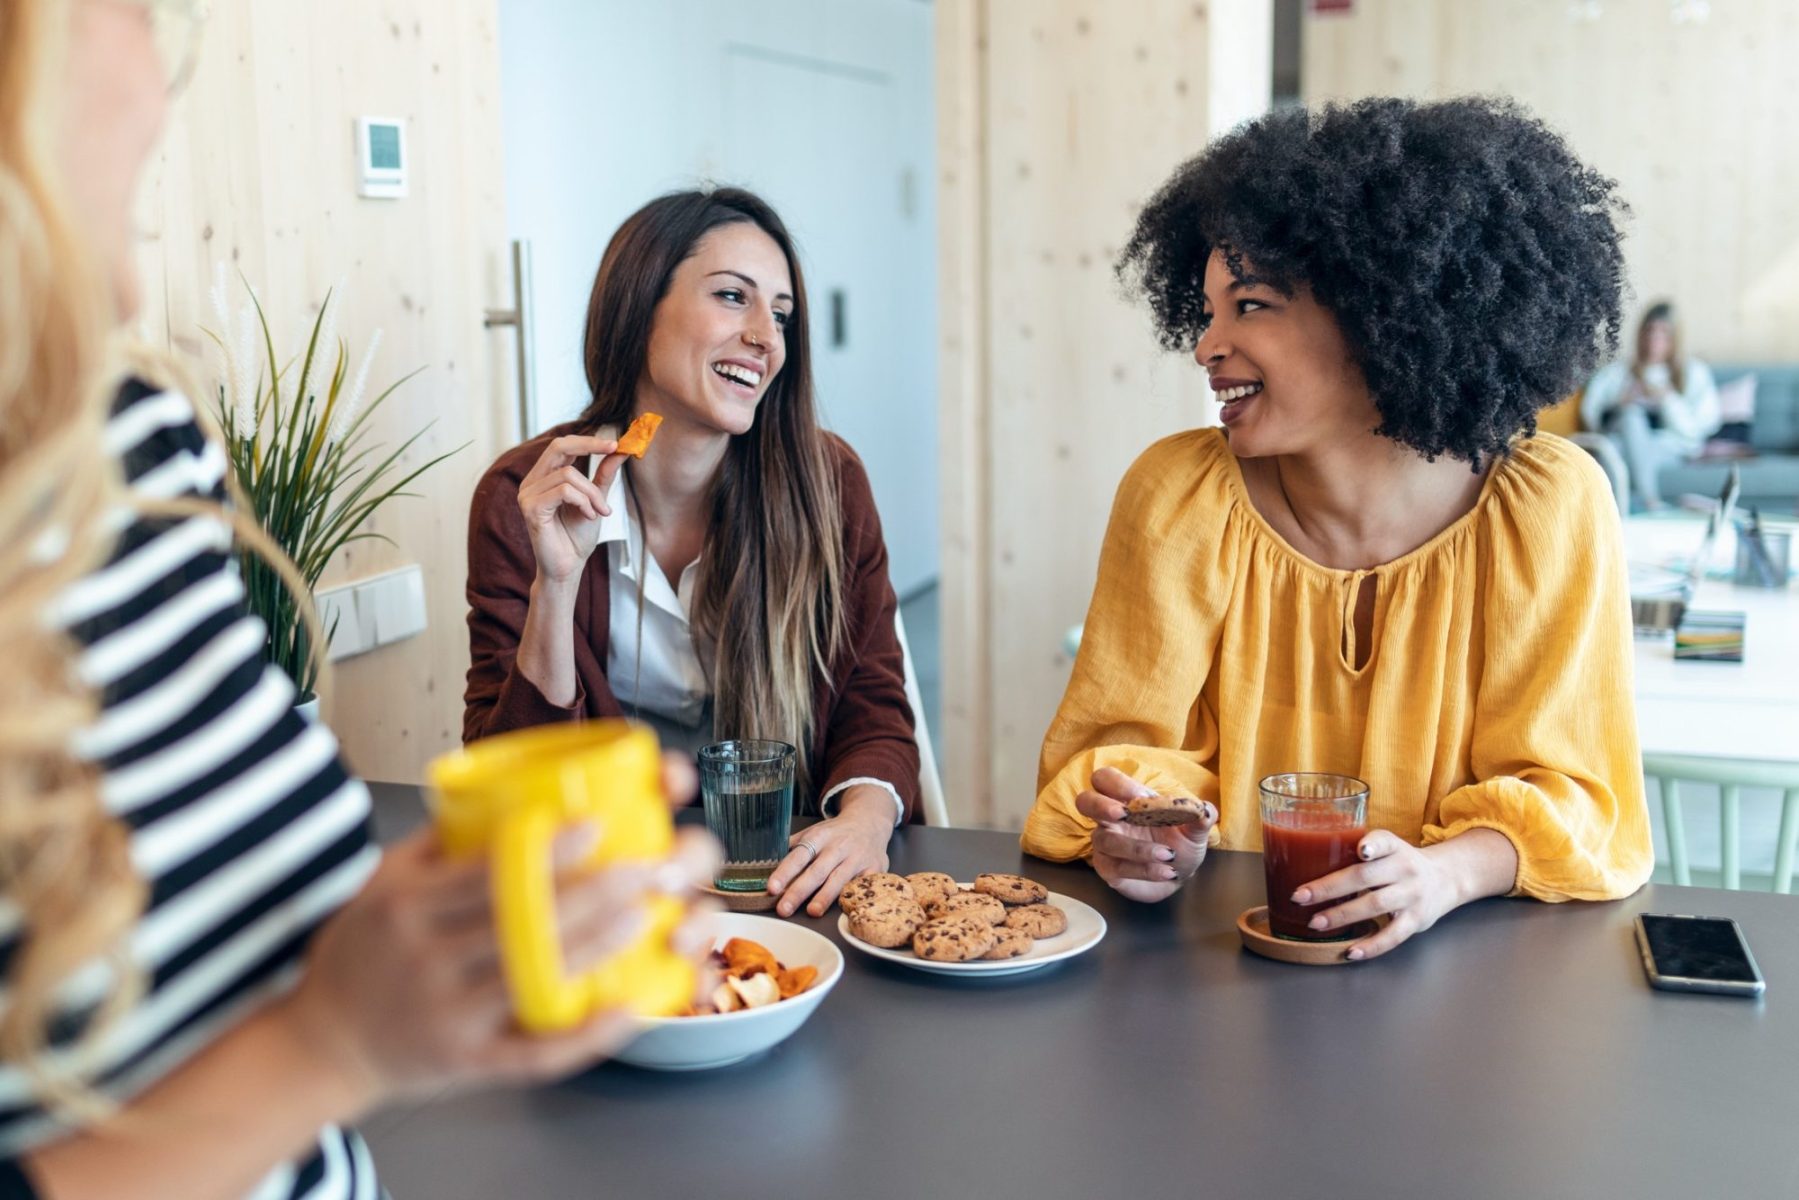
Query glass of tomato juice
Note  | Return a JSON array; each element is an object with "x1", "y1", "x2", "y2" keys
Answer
[{"x1": 1258, "y1": 773, "x2": 1377, "y2": 942}]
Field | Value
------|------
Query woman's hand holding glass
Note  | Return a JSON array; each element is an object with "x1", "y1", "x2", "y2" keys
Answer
[
  {"x1": 278, "y1": 755, "x2": 721, "y2": 1105},
  {"x1": 765, "y1": 786, "x2": 895, "y2": 918},
  {"x1": 1074, "y1": 767, "x2": 1217, "y2": 903},
  {"x1": 1291, "y1": 827, "x2": 1520, "y2": 961},
  {"x1": 516, "y1": 435, "x2": 628, "y2": 587}
]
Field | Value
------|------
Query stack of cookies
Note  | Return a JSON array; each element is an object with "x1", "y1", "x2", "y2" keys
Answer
[{"x1": 840, "y1": 871, "x2": 1068, "y2": 962}]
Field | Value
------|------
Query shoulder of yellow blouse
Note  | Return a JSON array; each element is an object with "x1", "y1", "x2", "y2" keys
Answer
[
  {"x1": 1113, "y1": 426, "x2": 1235, "y2": 518},
  {"x1": 1491, "y1": 429, "x2": 1617, "y2": 527}
]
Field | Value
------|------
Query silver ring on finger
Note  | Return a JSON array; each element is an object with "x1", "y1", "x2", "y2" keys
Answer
[{"x1": 797, "y1": 839, "x2": 820, "y2": 864}]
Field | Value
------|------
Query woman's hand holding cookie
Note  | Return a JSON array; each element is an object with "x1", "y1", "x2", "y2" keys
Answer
[{"x1": 1074, "y1": 767, "x2": 1215, "y2": 903}]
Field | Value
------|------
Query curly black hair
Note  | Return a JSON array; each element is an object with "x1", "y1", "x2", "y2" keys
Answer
[{"x1": 1117, "y1": 96, "x2": 1628, "y2": 466}]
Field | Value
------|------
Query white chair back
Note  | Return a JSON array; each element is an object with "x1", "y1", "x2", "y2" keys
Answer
[{"x1": 894, "y1": 611, "x2": 949, "y2": 827}]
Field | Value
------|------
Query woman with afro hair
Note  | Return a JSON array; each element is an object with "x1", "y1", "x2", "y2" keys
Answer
[{"x1": 1024, "y1": 96, "x2": 1653, "y2": 960}]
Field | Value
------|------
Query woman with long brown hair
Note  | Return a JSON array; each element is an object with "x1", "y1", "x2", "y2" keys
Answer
[
  {"x1": 1579, "y1": 300, "x2": 1720, "y2": 510},
  {"x1": 465, "y1": 188, "x2": 920, "y2": 918},
  {"x1": 0, "y1": 3, "x2": 714, "y2": 1196}
]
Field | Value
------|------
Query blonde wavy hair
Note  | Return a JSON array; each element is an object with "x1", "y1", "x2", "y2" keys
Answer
[{"x1": 0, "y1": 0, "x2": 320, "y2": 1121}]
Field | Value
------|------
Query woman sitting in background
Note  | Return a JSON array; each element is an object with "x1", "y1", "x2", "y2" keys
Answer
[
  {"x1": 0, "y1": 2, "x2": 714, "y2": 1197},
  {"x1": 1024, "y1": 97, "x2": 1652, "y2": 960},
  {"x1": 1580, "y1": 301, "x2": 1720, "y2": 511},
  {"x1": 464, "y1": 189, "x2": 919, "y2": 918}
]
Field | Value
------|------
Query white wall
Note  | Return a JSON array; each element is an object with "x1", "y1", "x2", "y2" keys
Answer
[{"x1": 498, "y1": 0, "x2": 939, "y2": 594}]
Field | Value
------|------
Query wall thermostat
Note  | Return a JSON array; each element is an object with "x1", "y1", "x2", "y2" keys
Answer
[{"x1": 356, "y1": 116, "x2": 407, "y2": 199}]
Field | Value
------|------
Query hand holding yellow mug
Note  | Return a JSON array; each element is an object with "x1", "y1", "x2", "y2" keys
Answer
[{"x1": 427, "y1": 721, "x2": 697, "y2": 1033}]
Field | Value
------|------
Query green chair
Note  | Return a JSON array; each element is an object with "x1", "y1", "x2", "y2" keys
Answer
[{"x1": 1642, "y1": 754, "x2": 1799, "y2": 892}]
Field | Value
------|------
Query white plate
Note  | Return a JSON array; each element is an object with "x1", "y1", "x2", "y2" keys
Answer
[
  {"x1": 837, "y1": 887, "x2": 1106, "y2": 977},
  {"x1": 614, "y1": 913, "x2": 843, "y2": 1071}
]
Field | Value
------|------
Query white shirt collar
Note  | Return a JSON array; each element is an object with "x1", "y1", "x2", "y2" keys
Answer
[{"x1": 590, "y1": 429, "x2": 697, "y2": 624}]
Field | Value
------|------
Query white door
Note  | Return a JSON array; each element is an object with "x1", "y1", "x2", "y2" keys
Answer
[{"x1": 715, "y1": 47, "x2": 938, "y2": 595}]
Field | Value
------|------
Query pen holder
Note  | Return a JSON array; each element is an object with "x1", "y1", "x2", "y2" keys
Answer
[{"x1": 1732, "y1": 524, "x2": 1790, "y2": 590}]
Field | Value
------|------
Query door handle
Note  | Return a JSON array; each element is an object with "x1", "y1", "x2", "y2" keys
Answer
[{"x1": 485, "y1": 239, "x2": 537, "y2": 439}]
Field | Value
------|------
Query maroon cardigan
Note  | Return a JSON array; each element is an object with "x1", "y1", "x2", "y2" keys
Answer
[{"x1": 462, "y1": 424, "x2": 921, "y2": 822}]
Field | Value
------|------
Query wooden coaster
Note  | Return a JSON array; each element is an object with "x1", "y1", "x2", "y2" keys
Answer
[
  {"x1": 1237, "y1": 905, "x2": 1365, "y2": 966},
  {"x1": 700, "y1": 883, "x2": 779, "y2": 913}
]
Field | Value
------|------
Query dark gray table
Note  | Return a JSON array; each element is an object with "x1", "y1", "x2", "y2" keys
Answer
[{"x1": 362, "y1": 783, "x2": 1799, "y2": 1199}]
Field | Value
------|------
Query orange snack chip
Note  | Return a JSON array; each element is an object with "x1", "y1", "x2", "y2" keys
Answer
[
  {"x1": 682, "y1": 937, "x2": 816, "y2": 1015},
  {"x1": 721, "y1": 937, "x2": 778, "y2": 978},
  {"x1": 616, "y1": 412, "x2": 662, "y2": 458},
  {"x1": 775, "y1": 965, "x2": 818, "y2": 999}
]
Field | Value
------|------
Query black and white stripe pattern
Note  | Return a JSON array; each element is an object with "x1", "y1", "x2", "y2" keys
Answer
[{"x1": 0, "y1": 382, "x2": 378, "y2": 1198}]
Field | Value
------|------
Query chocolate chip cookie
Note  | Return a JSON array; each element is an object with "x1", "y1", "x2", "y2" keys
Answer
[
  {"x1": 1122, "y1": 793, "x2": 1207, "y2": 827},
  {"x1": 905, "y1": 871, "x2": 960, "y2": 907},
  {"x1": 973, "y1": 872, "x2": 1049, "y2": 905},
  {"x1": 848, "y1": 898, "x2": 927, "y2": 948},
  {"x1": 838, "y1": 872, "x2": 914, "y2": 915},
  {"x1": 982, "y1": 926, "x2": 1035, "y2": 960},
  {"x1": 912, "y1": 916, "x2": 996, "y2": 962},
  {"x1": 1004, "y1": 903, "x2": 1068, "y2": 938},
  {"x1": 925, "y1": 891, "x2": 1007, "y2": 926}
]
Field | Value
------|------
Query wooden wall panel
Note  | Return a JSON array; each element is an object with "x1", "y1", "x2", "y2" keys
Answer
[
  {"x1": 1304, "y1": 0, "x2": 1799, "y2": 362},
  {"x1": 939, "y1": 0, "x2": 1272, "y2": 828},
  {"x1": 135, "y1": 0, "x2": 510, "y2": 783}
]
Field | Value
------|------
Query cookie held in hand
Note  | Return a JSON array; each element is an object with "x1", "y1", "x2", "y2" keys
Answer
[{"x1": 1122, "y1": 793, "x2": 1206, "y2": 827}]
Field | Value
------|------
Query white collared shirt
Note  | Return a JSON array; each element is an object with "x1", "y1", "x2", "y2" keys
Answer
[{"x1": 592, "y1": 456, "x2": 902, "y2": 824}]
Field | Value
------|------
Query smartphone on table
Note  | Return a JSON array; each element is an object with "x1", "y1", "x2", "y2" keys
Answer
[{"x1": 1635, "y1": 913, "x2": 1765, "y2": 998}]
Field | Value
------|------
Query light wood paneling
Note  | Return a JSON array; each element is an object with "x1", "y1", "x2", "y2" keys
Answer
[
  {"x1": 938, "y1": 0, "x2": 1271, "y2": 828},
  {"x1": 1304, "y1": 0, "x2": 1799, "y2": 362},
  {"x1": 135, "y1": 0, "x2": 510, "y2": 783}
]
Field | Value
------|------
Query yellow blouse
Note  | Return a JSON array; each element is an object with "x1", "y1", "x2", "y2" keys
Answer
[{"x1": 1024, "y1": 428, "x2": 1652, "y2": 902}]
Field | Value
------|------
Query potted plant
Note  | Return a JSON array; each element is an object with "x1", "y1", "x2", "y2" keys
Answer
[{"x1": 207, "y1": 272, "x2": 460, "y2": 715}]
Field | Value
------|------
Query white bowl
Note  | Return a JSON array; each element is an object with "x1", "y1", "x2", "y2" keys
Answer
[{"x1": 612, "y1": 912, "x2": 843, "y2": 1071}]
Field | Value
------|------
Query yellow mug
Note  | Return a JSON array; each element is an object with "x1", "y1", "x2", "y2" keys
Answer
[{"x1": 426, "y1": 720, "x2": 695, "y2": 1033}]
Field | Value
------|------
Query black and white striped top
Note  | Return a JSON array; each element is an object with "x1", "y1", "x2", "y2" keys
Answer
[{"x1": 0, "y1": 382, "x2": 380, "y2": 1198}]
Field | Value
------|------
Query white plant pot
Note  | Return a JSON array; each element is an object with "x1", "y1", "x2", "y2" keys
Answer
[{"x1": 294, "y1": 694, "x2": 321, "y2": 724}]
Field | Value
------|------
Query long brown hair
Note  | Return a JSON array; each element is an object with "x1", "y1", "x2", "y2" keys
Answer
[
  {"x1": 577, "y1": 188, "x2": 845, "y2": 794},
  {"x1": 1632, "y1": 300, "x2": 1686, "y2": 395}
]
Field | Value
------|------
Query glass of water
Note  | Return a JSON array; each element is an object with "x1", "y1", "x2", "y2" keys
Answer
[{"x1": 698, "y1": 740, "x2": 796, "y2": 892}]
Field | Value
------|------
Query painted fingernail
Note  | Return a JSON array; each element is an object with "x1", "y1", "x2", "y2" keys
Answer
[
  {"x1": 1155, "y1": 847, "x2": 1175, "y2": 862},
  {"x1": 1309, "y1": 915, "x2": 1328, "y2": 930},
  {"x1": 1347, "y1": 947, "x2": 1365, "y2": 961},
  {"x1": 1291, "y1": 888, "x2": 1311, "y2": 904},
  {"x1": 1160, "y1": 866, "x2": 1177, "y2": 880},
  {"x1": 1360, "y1": 845, "x2": 1373, "y2": 860}
]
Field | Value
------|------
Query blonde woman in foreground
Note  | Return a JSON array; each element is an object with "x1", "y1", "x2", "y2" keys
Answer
[{"x1": 0, "y1": 3, "x2": 715, "y2": 1197}]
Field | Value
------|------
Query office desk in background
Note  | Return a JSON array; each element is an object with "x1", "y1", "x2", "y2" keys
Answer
[{"x1": 1626, "y1": 514, "x2": 1799, "y2": 764}]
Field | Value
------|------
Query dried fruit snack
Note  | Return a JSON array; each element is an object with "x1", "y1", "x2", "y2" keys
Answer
[
  {"x1": 681, "y1": 936, "x2": 818, "y2": 1016},
  {"x1": 615, "y1": 412, "x2": 663, "y2": 458}
]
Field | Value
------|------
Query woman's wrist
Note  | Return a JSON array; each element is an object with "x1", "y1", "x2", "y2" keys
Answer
[
  {"x1": 1426, "y1": 827, "x2": 1520, "y2": 908},
  {"x1": 267, "y1": 989, "x2": 386, "y2": 1120},
  {"x1": 530, "y1": 571, "x2": 579, "y2": 609},
  {"x1": 836, "y1": 785, "x2": 899, "y2": 833}
]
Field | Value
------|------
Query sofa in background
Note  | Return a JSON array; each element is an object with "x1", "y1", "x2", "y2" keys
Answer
[{"x1": 1653, "y1": 364, "x2": 1799, "y2": 511}]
